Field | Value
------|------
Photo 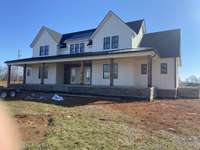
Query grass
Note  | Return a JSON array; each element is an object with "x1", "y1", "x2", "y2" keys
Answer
[{"x1": 3, "y1": 100, "x2": 200, "y2": 150}]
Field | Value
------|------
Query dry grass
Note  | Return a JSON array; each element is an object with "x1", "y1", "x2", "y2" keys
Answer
[{"x1": 3, "y1": 98, "x2": 200, "y2": 150}]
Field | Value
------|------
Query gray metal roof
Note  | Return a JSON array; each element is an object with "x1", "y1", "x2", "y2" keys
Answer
[
  {"x1": 140, "y1": 29, "x2": 181, "y2": 58},
  {"x1": 59, "y1": 20, "x2": 144, "y2": 44},
  {"x1": 5, "y1": 48, "x2": 155, "y2": 64},
  {"x1": 126, "y1": 20, "x2": 144, "y2": 34}
]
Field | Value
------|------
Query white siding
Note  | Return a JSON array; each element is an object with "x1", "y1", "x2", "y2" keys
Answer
[
  {"x1": 26, "y1": 63, "x2": 57, "y2": 84},
  {"x1": 152, "y1": 57, "x2": 176, "y2": 89},
  {"x1": 91, "y1": 15, "x2": 135, "y2": 52},
  {"x1": 92, "y1": 57, "x2": 148, "y2": 87},
  {"x1": 132, "y1": 23, "x2": 144, "y2": 48},
  {"x1": 32, "y1": 31, "x2": 58, "y2": 57},
  {"x1": 56, "y1": 63, "x2": 64, "y2": 84},
  {"x1": 26, "y1": 64, "x2": 41, "y2": 84},
  {"x1": 26, "y1": 56, "x2": 177, "y2": 89},
  {"x1": 92, "y1": 59, "x2": 110, "y2": 86}
]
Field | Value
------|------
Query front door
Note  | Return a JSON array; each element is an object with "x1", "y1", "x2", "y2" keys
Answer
[
  {"x1": 70, "y1": 67, "x2": 81, "y2": 84},
  {"x1": 64, "y1": 64, "x2": 92, "y2": 85}
]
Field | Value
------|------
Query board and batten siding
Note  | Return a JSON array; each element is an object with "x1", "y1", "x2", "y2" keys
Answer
[
  {"x1": 91, "y1": 57, "x2": 148, "y2": 87},
  {"x1": 26, "y1": 63, "x2": 57, "y2": 84},
  {"x1": 32, "y1": 30, "x2": 58, "y2": 57},
  {"x1": 91, "y1": 15, "x2": 135, "y2": 52},
  {"x1": 152, "y1": 57, "x2": 176, "y2": 89}
]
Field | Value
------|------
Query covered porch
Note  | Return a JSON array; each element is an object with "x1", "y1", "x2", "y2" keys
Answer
[{"x1": 5, "y1": 48, "x2": 157, "y2": 100}]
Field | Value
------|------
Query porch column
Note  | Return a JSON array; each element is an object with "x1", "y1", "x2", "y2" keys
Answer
[
  {"x1": 7, "y1": 65, "x2": 11, "y2": 87},
  {"x1": 110, "y1": 58, "x2": 114, "y2": 86},
  {"x1": 147, "y1": 56, "x2": 152, "y2": 87},
  {"x1": 23, "y1": 64, "x2": 27, "y2": 84},
  {"x1": 40, "y1": 63, "x2": 45, "y2": 85},
  {"x1": 80, "y1": 61, "x2": 84, "y2": 85}
]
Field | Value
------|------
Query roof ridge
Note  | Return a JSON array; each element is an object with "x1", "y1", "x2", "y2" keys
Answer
[
  {"x1": 62, "y1": 28, "x2": 96, "y2": 36},
  {"x1": 61, "y1": 20, "x2": 144, "y2": 36},
  {"x1": 126, "y1": 19, "x2": 144, "y2": 23}
]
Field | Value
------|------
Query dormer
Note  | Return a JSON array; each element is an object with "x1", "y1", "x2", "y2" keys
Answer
[{"x1": 30, "y1": 26, "x2": 61, "y2": 57}]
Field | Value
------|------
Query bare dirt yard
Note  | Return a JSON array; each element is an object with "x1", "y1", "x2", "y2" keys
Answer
[{"x1": 3, "y1": 95, "x2": 200, "y2": 150}]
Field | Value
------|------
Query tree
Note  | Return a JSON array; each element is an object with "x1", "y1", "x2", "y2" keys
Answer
[{"x1": 185, "y1": 75, "x2": 200, "y2": 86}]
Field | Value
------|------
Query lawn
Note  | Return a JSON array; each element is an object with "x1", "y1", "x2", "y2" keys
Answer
[{"x1": 3, "y1": 97, "x2": 200, "y2": 150}]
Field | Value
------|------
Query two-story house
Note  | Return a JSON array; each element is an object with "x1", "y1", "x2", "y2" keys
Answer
[{"x1": 5, "y1": 11, "x2": 181, "y2": 99}]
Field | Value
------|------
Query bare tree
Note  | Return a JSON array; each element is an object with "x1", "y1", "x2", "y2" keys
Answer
[{"x1": 184, "y1": 75, "x2": 200, "y2": 86}]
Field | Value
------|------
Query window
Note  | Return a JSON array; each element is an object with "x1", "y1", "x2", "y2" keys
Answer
[
  {"x1": 80, "y1": 43, "x2": 85, "y2": 53},
  {"x1": 141, "y1": 64, "x2": 147, "y2": 75},
  {"x1": 103, "y1": 64, "x2": 110, "y2": 79},
  {"x1": 103, "y1": 64, "x2": 118, "y2": 79},
  {"x1": 38, "y1": 65, "x2": 48, "y2": 79},
  {"x1": 70, "y1": 44, "x2": 75, "y2": 54},
  {"x1": 111, "y1": 35, "x2": 119, "y2": 49},
  {"x1": 39, "y1": 46, "x2": 49, "y2": 56},
  {"x1": 113, "y1": 64, "x2": 118, "y2": 79},
  {"x1": 27, "y1": 69, "x2": 31, "y2": 76},
  {"x1": 103, "y1": 37, "x2": 110, "y2": 50},
  {"x1": 84, "y1": 67, "x2": 91, "y2": 84},
  {"x1": 161, "y1": 63, "x2": 167, "y2": 74},
  {"x1": 75, "y1": 44, "x2": 80, "y2": 53}
]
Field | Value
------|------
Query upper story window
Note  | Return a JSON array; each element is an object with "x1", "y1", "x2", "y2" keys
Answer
[
  {"x1": 70, "y1": 43, "x2": 85, "y2": 54},
  {"x1": 104, "y1": 35, "x2": 119, "y2": 50},
  {"x1": 80, "y1": 43, "x2": 85, "y2": 53},
  {"x1": 103, "y1": 37, "x2": 110, "y2": 50},
  {"x1": 161, "y1": 63, "x2": 167, "y2": 74},
  {"x1": 39, "y1": 45, "x2": 49, "y2": 56},
  {"x1": 70, "y1": 44, "x2": 75, "y2": 54},
  {"x1": 111, "y1": 36, "x2": 119, "y2": 49},
  {"x1": 75, "y1": 44, "x2": 79, "y2": 53}
]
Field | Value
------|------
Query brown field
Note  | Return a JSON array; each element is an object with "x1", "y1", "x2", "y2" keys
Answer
[{"x1": 3, "y1": 95, "x2": 200, "y2": 150}]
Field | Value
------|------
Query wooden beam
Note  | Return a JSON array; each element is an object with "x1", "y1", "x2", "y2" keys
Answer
[
  {"x1": 148, "y1": 56, "x2": 152, "y2": 87},
  {"x1": 80, "y1": 61, "x2": 84, "y2": 85},
  {"x1": 110, "y1": 58, "x2": 114, "y2": 86},
  {"x1": 41, "y1": 63, "x2": 45, "y2": 85},
  {"x1": 7, "y1": 65, "x2": 11, "y2": 87},
  {"x1": 23, "y1": 64, "x2": 27, "y2": 84}
]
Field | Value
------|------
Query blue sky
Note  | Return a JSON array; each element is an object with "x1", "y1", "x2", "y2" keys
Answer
[{"x1": 0, "y1": 0, "x2": 199, "y2": 80}]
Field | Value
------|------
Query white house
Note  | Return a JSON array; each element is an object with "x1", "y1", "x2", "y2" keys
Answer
[{"x1": 5, "y1": 11, "x2": 181, "y2": 99}]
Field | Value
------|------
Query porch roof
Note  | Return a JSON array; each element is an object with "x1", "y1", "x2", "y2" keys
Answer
[{"x1": 5, "y1": 48, "x2": 156, "y2": 65}]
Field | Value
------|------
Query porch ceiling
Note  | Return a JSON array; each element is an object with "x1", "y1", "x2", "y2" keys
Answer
[{"x1": 5, "y1": 48, "x2": 156, "y2": 65}]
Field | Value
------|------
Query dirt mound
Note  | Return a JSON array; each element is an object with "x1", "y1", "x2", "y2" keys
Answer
[{"x1": 15, "y1": 114, "x2": 53, "y2": 144}]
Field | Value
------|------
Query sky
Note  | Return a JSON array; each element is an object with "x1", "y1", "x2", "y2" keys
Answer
[{"x1": 0, "y1": 0, "x2": 199, "y2": 80}]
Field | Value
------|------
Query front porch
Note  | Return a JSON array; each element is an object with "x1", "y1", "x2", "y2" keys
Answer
[
  {"x1": 5, "y1": 48, "x2": 157, "y2": 100},
  {"x1": 10, "y1": 84, "x2": 155, "y2": 100}
]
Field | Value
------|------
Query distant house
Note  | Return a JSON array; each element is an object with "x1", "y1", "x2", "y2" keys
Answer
[{"x1": 5, "y1": 11, "x2": 181, "y2": 99}]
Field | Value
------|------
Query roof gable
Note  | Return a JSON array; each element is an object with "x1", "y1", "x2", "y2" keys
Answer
[
  {"x1": 90, "y1": 11, "x2": 137, "y2": 39},
  {"x1": 140, "y1": 29, "x2": 181, "y2": 58},
  {"x1": 30, "y1": 26, "x2": 61, "y2": 48}
]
